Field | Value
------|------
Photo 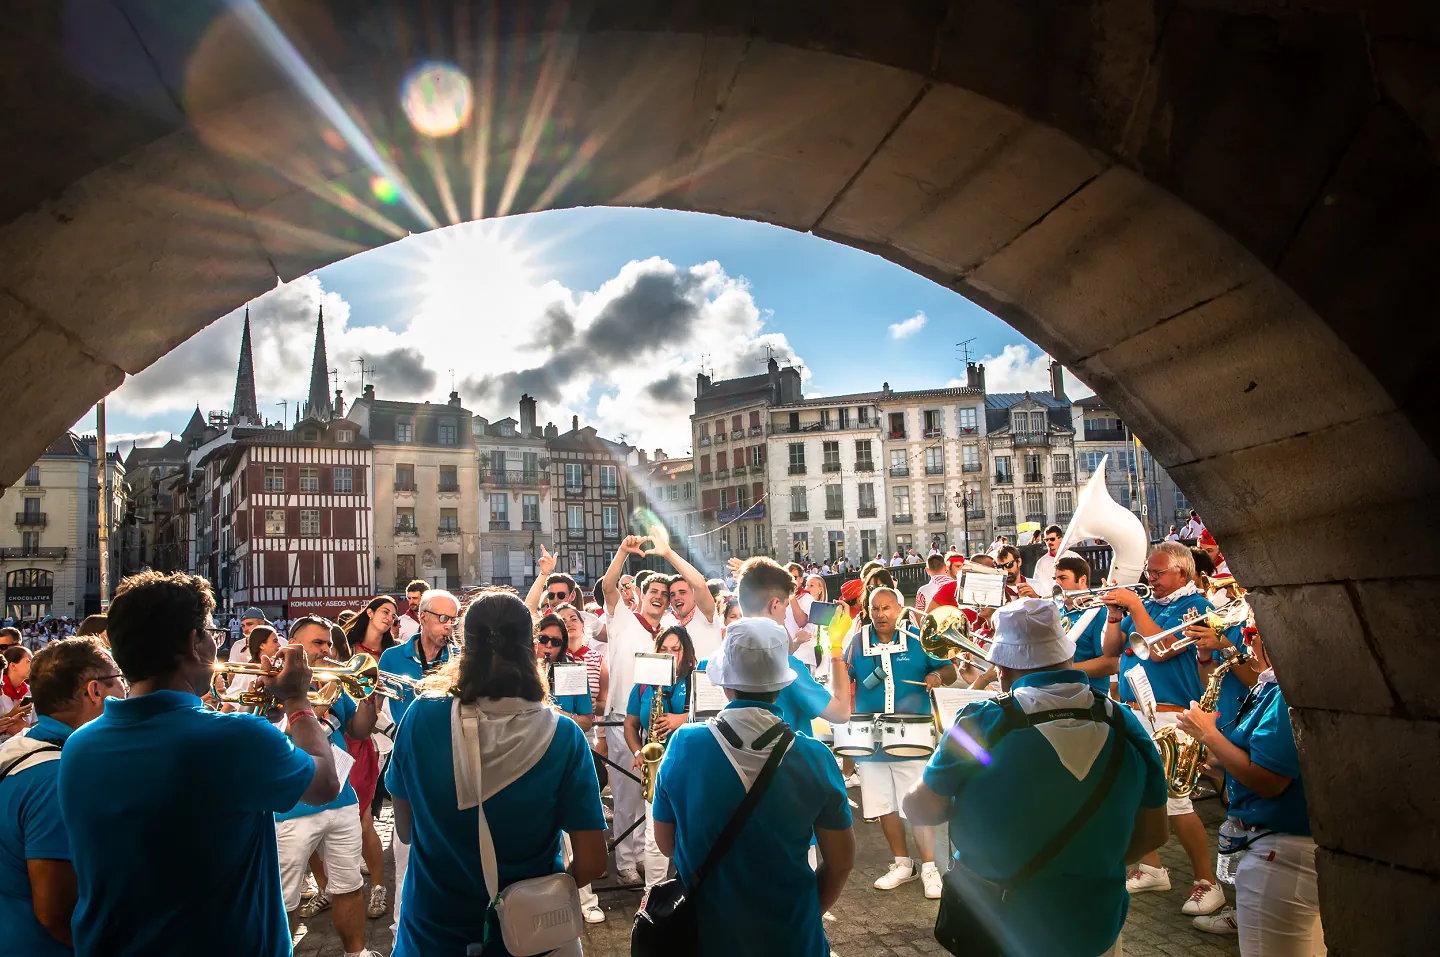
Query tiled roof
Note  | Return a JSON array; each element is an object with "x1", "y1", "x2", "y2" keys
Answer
[
  {"x1": 984, "y1": 391, "x2": 1072, "y2": 410},
  {"x1": 770, "y1": 390, "x2": 886, "y2": 409}
]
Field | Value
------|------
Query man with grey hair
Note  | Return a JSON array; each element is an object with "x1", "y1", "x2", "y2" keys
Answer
[{"x1": 1099, "y1": 540, "x2": 1227, "y2": 916}]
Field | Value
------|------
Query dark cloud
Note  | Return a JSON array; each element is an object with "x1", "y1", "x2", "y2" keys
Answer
[
  {"x1": 357, "y1": 347, "x2": 437, "y2": 397},
  {"x1": 643, "y1": 372, "x2": 688, "y2": 404}
]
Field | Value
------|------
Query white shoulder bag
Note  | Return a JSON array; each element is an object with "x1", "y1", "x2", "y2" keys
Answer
[{"x1": 460, "y1": 708, "x2": 582, "y2": 956}]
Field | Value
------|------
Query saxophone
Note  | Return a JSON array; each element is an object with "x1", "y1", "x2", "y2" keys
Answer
[
  {"x1": 639, "y1": 685, "x2": 667, "y2": 803},
  {"x1": 1155, "y1": 652, "x2": 1249, "y2": 798}
]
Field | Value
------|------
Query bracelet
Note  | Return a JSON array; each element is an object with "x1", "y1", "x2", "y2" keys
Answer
[
  {"x1": 288, "y1": 709, "x2": 317, "y2": 723},
  {"x1": 1107, "y1": 615, "x2": 1124, "y2": 623}
]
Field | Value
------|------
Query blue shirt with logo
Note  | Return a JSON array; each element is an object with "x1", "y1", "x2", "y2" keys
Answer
[
  {"x1": 378, "y1": 635, "x2": 451, "y2": 720},
  {"x1": 1117, "y1": 593, "x2": 1215, "y2": 707},
  {"x1": 1224, "y1": 681, "x2": 1309, "y2": 835},
  {"x1": 0, "y1": 717, "x2": 74, "y2": 957},
  {"x1": 59, "y1": 690, "x2": 315, "y2": 957},
  {"x1": 652, "y1": 701, "x2": 852, "y2": 957},
  {"x1": 276, "y1": 690, "x2": 357, "y2": 822},
  {"x1": 925, "y1": 671, "x2": 1167, "y2": 957},
  {"x1": 385, "y1": 695, "x2": 604, "y2": 957},
  {"x1": 845, "y1": 628, "x2": 947, "y2": 761},
  {"x1": 1062, "y1": 608, "x2": 1112, "y2": 696},
  {"x1": 626, "y1": 675, "x2": 691, "y2": 734}
]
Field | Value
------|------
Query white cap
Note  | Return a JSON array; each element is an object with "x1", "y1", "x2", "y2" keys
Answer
[
  {"x1": 989, "y1": 598, "x2": 1076, "y2": 670},
  {"x1": 706, "y1": 617, "x2": 797, "y2": 693}
]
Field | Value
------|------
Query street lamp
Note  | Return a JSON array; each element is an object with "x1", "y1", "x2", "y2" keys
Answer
[{"x1": 953, "y1": 489, "x2": 970, "y2": 555}]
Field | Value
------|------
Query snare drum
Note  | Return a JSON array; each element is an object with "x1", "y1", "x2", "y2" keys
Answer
[
  {"x1": 832, "y1": 713, "x2": 877, "y2": 757},
  {"x1": 811, "y1": 718, "x2": 835, "y2": 747},
  {"x1": 878, "y1": 713, "x2": 937, "y2": 758}
]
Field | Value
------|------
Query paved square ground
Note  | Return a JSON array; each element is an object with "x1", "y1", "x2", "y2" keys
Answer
[{"x1": 297, "y1": 789, "x2": 1240, "y2": 956}]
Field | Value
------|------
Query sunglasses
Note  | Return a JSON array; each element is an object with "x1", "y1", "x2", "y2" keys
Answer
[
  {"x1": 537, "y1": 635, "x2": 565, "y2": 647},
  {"x1": 997, "y1": 559, "x2": 1020, "y2": 570},
  {"x1": 545, "y1": 591, "x2": 571, "y2": 601}
]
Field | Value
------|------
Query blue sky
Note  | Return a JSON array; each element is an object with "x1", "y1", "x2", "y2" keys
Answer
[{"x1": 95, "y1": 206, "x2": 1083, "y2": 455}]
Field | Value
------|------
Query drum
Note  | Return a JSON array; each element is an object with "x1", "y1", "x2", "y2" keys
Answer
[
  {"x1": 811, "y1": 718, "x2": 834, "y2": 746},
  {"x1": 878, "y1": 714, "x2": 937, "y2": 758},
  {"x1": 832, "y1": 713, "x2": 876, "y2": 757}
]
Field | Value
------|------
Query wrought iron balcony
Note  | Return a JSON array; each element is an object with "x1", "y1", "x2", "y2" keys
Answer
[
  {"x1": 395, "y1": 523, "x2": 418, "y2": 535},
  {"x1": 1024, "y1": 472, "x2": 1044, "y2": 484},
  {"x1": 489, "y1": 520, "x2": 510, "y2": 531},
  {"x1": 698, "y1": 471, "x2": 714, "y2": 483},
  {"x1": 788, "y1": 464, "x2": 807, "y2": 475},
  {"x1": 600, "y1": 485, "x2": 619, "y2": 497},
  {"x1": 889, "y1": 465, "x2": 909, "y2": 477},
  {"x1": 925, "y1": 464, "x2": 944, "y2": 475},
  {"x1": 393, "y1": 482, "x2": 416, "y2": 492},
  {"x1": 822, "y1": 462, "x2": 841, "y2": 473},
  {"x1": 966, "y1": 508, "x2": 985, "y2": 520},
  {"x1": 438, "y1": 523, "x2": 460, "y2": 536},
  {"x1": 825, "y1": 508, "x2": 843, "y2": 519},
  {"x1": 522, "y1": 520, "x2": 543, "y2": 531},
  {"x1": 714, "y1": 468, "x2": 730, "y2": 480},
  {"x1": 893, "y1": 514, "x2": 914, "y2": 524},
  {"x1": 698, "y1": 435, "x2": 711, "y2": 447},
  {"x1": 888, "y1": 431, "x2": 907, "y2": 440},
  {"x1": 748, "y1": 425, "x2": 763, "y2": 436},
  {"x1": 1084, "y1": 428, "x2": 1127, "y2": 442},
  {"x1": 480, "y1": 469, "x2": 547, "y2": 487},
  {"x1": 994, "y1": 473, "x2": 1013, "y2": 485},
  {"x1": 857, "y1": 506, "x2": 877, "y2": 518},
  {"x1": 731, "y1": 429, "x2": 745, "y2": 439},
  {"x1": 750, "y1": 464, "x2": 765, "y2": 475},
  {"x1": 713, "y1": 433, "x2": 727, "y2": 443},
  {"x1": 855, "y1": 460, "x2": 875, "y2": 472},
  {"x1": 563, "y1": 485, "x2": 584, "y2": 497},
  {"x1": 0, "y1": 546, "x2": 66, "y2": 560},
  {"x1": 923, "y1": 428, "x2": 943, "y2": 439},
  {"x1": 927, "y1": 511, "x2": 947, "y2": 523},
  {"x1": 14, "y1": 512, "x2": 46, "y2": 526},
  {"x1": 1013, "y1": 432, "x2": 1051, "y2": 447},
  {"x1": 1056, "y1": 512, "x2": 1074, "y2": 524},
  {"x1": 1053, "y1": 471, "x2": 1074, "y2": 485},
  {"x1": 1026, "y1": 512, "x2": 1047, "y2": 523},
  {"x1": 962, "y1": 462, "x2": 981, "y2": 473},
  {"x1": 790, "y1": 510, "x2": 809, "y2": 521}
]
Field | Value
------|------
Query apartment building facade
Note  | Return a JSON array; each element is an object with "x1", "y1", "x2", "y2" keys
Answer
[
  {"x1": 473, "y1": 394, "x2": 553, "y2": 589},
  {"x1": 548, "y1": 418, "x2": 634, "y2": 585},
  {"x1": 984, "y1": 362, "x2": 1080, "y2": 540},
  {"x1": 1072, "y1": 395, "x2": 1190, "y2": 539}
]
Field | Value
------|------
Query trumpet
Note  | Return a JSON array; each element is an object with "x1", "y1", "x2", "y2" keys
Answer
[
  {"x1": 1126, "y1": 600, "x2": 1252, "y2": 661},
  {"x1": 1051, "y1": 582, "x2": 1152, "y2": 608},
  {"x1": 903, "y1": 605, "x2": 991, "y2": 664},
  {"x1": 211, "y1": 653, "x2": 392, "y2": 713}
]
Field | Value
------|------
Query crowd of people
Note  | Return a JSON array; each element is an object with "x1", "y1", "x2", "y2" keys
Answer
[{"x1": 0, "y1": 508, "x2": 1322, "y2": 957}]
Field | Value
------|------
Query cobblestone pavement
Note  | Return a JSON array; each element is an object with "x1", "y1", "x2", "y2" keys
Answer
[{"x1": 297, "y1": 791, "x2": 1240, "y2": 957}]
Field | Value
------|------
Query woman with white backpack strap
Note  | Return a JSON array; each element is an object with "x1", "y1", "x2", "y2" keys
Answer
[{"x1": 386, "y1": 590, "x2": 607, "y2": 956}]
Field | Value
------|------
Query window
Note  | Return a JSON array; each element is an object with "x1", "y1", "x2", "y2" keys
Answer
[
  {"x1": 893, "y1": 486, "x2": 911, "y2": 516},
  {"x1": 1078, "y1": 450, "x2": 1106, "y2": 475},
  {"x1": 1024, "y1": 454, "x2": 1043, "y2": 482},
  {"x1": 924, "y1": 409, "x2": 942, "y2": 437},
  {"x1": 749, "y1": 410, "x2": 761, "y2": 428},
  {"x1": 332, "y1": 467, "x2": 353, "y2": 493},
  {"x1": 822, "y1": 441, "x2": 840, "y2": 471},
  {"x1": 1025, "y1": 491, "x2": 1045, "y2": 520},
  {"x1": 299, "y1": 509, "x2": 320, "y2": 537},
  {"x1": 438, "y1": 420, "x2": 458, "y2": 445},
  {"x1": 925, "y1": 446, "x2": 944, "y2": 474},
  {"x1": 565, "y1": 463, "x2": 583, "y2": 491},
  {"x1": 23, "y1": 497, "x2": 41, "y2": 517},
  {"x1": 855, "y1": 440, "x2": 873, "y2": 469},
  {"x1": 1056, "y1": 491, "x2": 1074, "y2": 518},
  {"x1": 962, "y1": 445, "x2": 980, "y2": 472},
  {"x1": 748, "y1": 445, "x2": 763, "y2": 468},
  {"x1": 438, "y1": 465, "x2": 457, "y2": 492},
  {"x1": 716, "y1": 451, "x2": 727, "y2": 472},
  {"x1": 755, "y1": 523, "x2": 766, "y2": 552},
  {"x1": 819, "y1": 409, "x2": 833, "y2": 429},
  {"x1": 736, "y1": 485, "x2": 750, "y2": 510},
  {"x1": 896, "y1": 534, "x2": 913, "y2": 551},
  {"x1": 792, "y1": 531, "x2": 809, "y2": 561},
  {"x1": 732, "y1": 415, "x2": 743, "y2": 434},
  {"x1": 958, "y1": 407, "x2": 978, "y2": 432},
  {"x1": 490, "y1": 494, "x2": 509, "y2": 522},
  {"x1": 890, "y1": 449, "x2": 907, "y2": 474},
  {"x1": 827, "y1": 530, "x2": 845, "y2": 562},
  {"x1": 929, "y1": 484, "x2": 946, "y2": 515},
  {"x1": 396, "y1": 554, "x2": 416, "y2": 582},
  {"x1": 860, "y1": 529, "x2": 878, "y2": 561},
  {"x1": 1032, "y1": 411, "x2": 1046, "y2": 432},
  {"x1": 718, "y1": 487, "x2": 730, "y2": 510},
  {"x1": 788, "y1": 443, "x2": 805, "y2": 473},
  {"x1": 995, "y1": 455, "x2": 1013, "y2": 481},
  {"x1": 523, "y1": 494, "x2": 541, "y2": 524},
  {"x1": 788, "y1": 412, "x2": 800, "y2": 432},
  {"x1": 600, "y1": 465, "x2": 618, "y2": 491},
  {"x1": 684, "y1": 482, "x2": 693, "y2": 499},
  {"x1": 667, "y1": 485, "x2": 679, "y2": 501},
  {"x1": 700, "y1": 454, "x2": 711, "y2": 475},
  {"x1": 998, "y1": 494, "x2": 1016, "y2": 523},
  {"x1": 790, "y1": 486, "x2": 807, "y2": 516},
  {"x1": 1175, "y1": 488, "x2": 1191, "y2": 511},
  {"x1": 825, "y1": 484, "x2": 843, "y2": 516},
  {"x1": 396, "y1": 507, "x2": 416, "y2": 532},
  {"x1": 265, "y1": 509, "x2": 285, "y2": 536},
  {"x1": 888, "y1": 412, "x2": 906, "y2": 439},
  {"x1": 1052, "y1": 454, "x2": 1072, "y2": 480},
  {"x1": 336, "y1": 429, "x2": 353, "y2": 443},
  {"x1": 492, "y1": 450, "x2": 508, "y2": 473},
  {"x1": 738, "y1": 524, "x2": 748, "y2": 551},
  {"x1": 299, "y1": 466, "x2": 319, "y2": 492},
  {"x1": 858, "y1": 483, "x2": 875, "y2": 511},
  {"x1": 439, "y1": 508, "x2": 459, "y2": 534},
  {"x1": 859, "y1": 406, "x2": 873, "y2": 426},
  {"x1": 395, "y1": 464, "x2": 415, "y2": 490},
  {"x1": 699, "y1": 422, "x2": 710, "y2": 438},
  {"x1": 19, "y1": 532, "x2": 39, "y2": 556},
  {"x1": 396, "y1": 418, "x2": 414, "y2": 442},
  {"x1": 24, "y1": 466, "x2": 38, "y2": 486},
  {"x1": 264, "y1": 466, "x2": 284, "y2": 492},
  {"x1": 838, "y1": 408, "x2": 852, "y2": 430},
  {"x1": 567, "y1": 505, "x2": 584, "y2": 533},
  {"x1": 522, "y1": 452, "x2": 539, "y2": 478},
  {"x1": 603, "y1": 506, "x2": 620, "y2": 537}
]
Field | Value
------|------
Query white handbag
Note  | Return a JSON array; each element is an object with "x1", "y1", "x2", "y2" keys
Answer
[{"x1": 462, "y1": 709, "x2": 582, "y2": 956}]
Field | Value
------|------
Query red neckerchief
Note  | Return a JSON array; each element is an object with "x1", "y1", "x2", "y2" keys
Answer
[
  {"x1": 670, "y1": 606, "x2": 695, "y2": 627},
  {"x1": 635, "y1": 610, "x2": 662, "y2": 638},
  {"x1": 1004, "y1": 573, "x2": 1028, "y2": 600},
  {"x1": 3, "y1": 674, "x2": 28, "y2": 701}
]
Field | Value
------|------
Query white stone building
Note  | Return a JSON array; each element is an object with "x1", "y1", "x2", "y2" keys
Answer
[
  {"x1": 472, "y1": 395, "x2": 554, "y2": 589},
  {"x1": 983, "y1": 361, "x2": 1080, "y2": 540}
]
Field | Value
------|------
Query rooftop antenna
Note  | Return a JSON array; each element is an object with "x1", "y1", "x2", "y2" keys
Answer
[
  {"x1": 449, "y1": 368, "x2": 456, "y2": 393},
  {"x1": 700, "y1": 354, "x2": 712, "y2": 378},
  {"x1": 276, "y1": 399, "x2": 288, "y2": 426},
  {"x1": 760, "y1": 344, "x2": 778, "y2": 366},
  {"x1": 353, "y1": 357, "x2": 371, "y2": 392},
  {"x1": 329, "y1": 368, "x2": 340, "y2": 393},
  {"x1": 956, "y1": 338, "x2": 976, "y2": 366}
]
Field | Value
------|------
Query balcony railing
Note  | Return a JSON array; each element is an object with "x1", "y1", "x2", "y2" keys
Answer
[
  {"x1": 395, "y1": 523, "x2": 418, "y2": 535},
  {"x1": 394, "y1": 481, "x2": 416, "y2": 492},
  {"x1": 750, "y1": 464, "x2": 765, "y2": 475},
  {"x1": 966, "y1": 508, "x2": 986, "y2": 520},
  {"x1": 489, "y1": 520, "x2": 510, "y2": 531},
  {"x1": 1084, "y1": 428, "x2": 1127, "y2": 442},
  {"x1": 480, "y1": 469, "x2": 547, "y2": 487},
  {"x1": 439, "y1": 524, "x2": 460, "y2": 536},
  {"x1": 962, "y1": 462, "x2": 981, "y2": 473},
  {"x1": 889, "y1": 465, "x2": 909, "y2": 477},
  {"x1": 927, "y1": 511, "x2": 947, "y2": 523},
  {"x1": 925, "y1": 464, "x2": 944, "y2": 475},
  {"x1": 822, "y1": 462, "x2": 841, "y2": 473},
  {"x1": 438, "y1": 482, "x2": 460, "y2": 493},
  {"x1": 997, "y1": 516, "x2": 1017, "y2": 528},
  {"x1": 857, "y1": 505, "x2": 877, "y2": 518},
  {"x1": 788, "y1": 464, "x2": 807, "y2": 475},
  {"x1": 888, "y1": 431, "x2": 907, "y2": 440},
  {"x1": 825, "y1": 508, "x2": 843, "y2": 519},
  {"x1": 731, "y1": 429, "x2": 745, "y2": 439},
  {"x1": 714, "y1": 468, "x2": 730, "y2": 480},
  {"x1": 1013, "y1": 432, "x2": 1051, "y2": 447},
  {"x1": 564, "y1": 485, "x2": 584, "y2": 497},
  {"x1": 603, "y1": 527, "x2": 621, "y2": 540},
  {"x1": 714, "y1": 433, "x2": 727, "y2": 443},
  {"x1": 600, "y1": 485, "x2": 619, "y2": 497},
  {"x1": 1056, "y1": 512, "x2": 1074, "y2": 524},
  {"x1": 1026, "y1": 512, "x2": 1047, "y2": 523},
  {"x1": 1023, "y1": 472, "x2": 1044, "y2": 484},
  {"x1": 698, "y1": 471, "x2": 714, "y2": 483},
  {"x1": 790, "y1": 510, "x2": 809, "y2": 521},
  {"x1": 893, "y1": 514, "x2": 914, "y2": 524},
  {"x1": 698, "y1": 435, "x2": 711, "y2": 447},
  {"x1": 1053, "y1": 471, "x2": 1073, "y2": 485},
  {"x1": 748, "y1": 425, "x2": 763, "y2": 436},
  {"x1": 995, "y1": 473, "x2": 1014, "y2": 485},
  {"x1": 855, "y1": 460, "x2": 875, "y2": 472},
  {"x1": 0, "y1": 546, "x2": 66, "y2": 560},
  {"x1": 522, "y1": 519, "x2": 543, "y2": 531},
  {"x1": 923, "y1": 428, "x2": 942, "y2": 439},
  {"x1": 15, "y1": 512, "x2": 46, "y2": 526}
]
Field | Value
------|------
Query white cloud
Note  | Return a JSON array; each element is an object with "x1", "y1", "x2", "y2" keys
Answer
[
  {"x1": 976, "y1": 344, "x2": 1094, "y2": 398},
  {"x1": 888, "y1": 312, "x2": 927, "y2": 340}
]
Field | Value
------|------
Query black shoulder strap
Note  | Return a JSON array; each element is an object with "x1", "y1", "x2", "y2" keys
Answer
[
  {"x1": 0, "y1": 743, "x2": 62, "y2": 784},
  {"x1": 690, "y1": 723, "x2": 795, "y2": 891}
]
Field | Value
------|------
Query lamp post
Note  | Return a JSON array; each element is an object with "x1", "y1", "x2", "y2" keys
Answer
[{"x1": 954, "y1": 489, "x2": 971, "y2": 555}]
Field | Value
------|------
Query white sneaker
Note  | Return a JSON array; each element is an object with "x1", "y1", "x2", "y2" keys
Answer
[
  {"x1": 300, "y1": 873, "x2": 319, "y2": 901},
  {"x1": 921, "y1": 863, "x2": 942, "y2": 899},
  {"x1": 615, "y1": 866, "x2": 642, "y2": 886},
  {"x1": 1182, "y1": 880, "x2": 1227, "y2": 916},
  {"x1": 366, "y1": 884, "x2": 388, "y2": 918},
  {"x1": 583, "y1": 904, "x2": 606, "y2": 924},
  {"x1": 873, "y1": 860, "x2": 919, "y2": 890},
  {"x1": 1125, "y1": 864, "x2": 1171, "y2": 894},
  {"x1": 844, "y1": 773, "x2": 860, "y2": 789},
  {"x1": 1193, "y1": 906, "x2": 1239, "y2": 935}
]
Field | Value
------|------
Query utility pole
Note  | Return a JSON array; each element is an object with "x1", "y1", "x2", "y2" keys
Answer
[{"x1": 96, "y1": 400, "x2": 110, "y2": 610}]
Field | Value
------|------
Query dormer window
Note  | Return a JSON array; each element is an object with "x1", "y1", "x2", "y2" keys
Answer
[
  {"x1": 303, "y1": 429, "x2": 319, "y2": 442},
  {"x1": 336, "y1": 430, "x2": 353, "y2": 443}
]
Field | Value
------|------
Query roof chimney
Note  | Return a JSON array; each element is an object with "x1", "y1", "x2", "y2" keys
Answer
[
  {"x1": 544, "y1": 422, "x2": 558, "y2": 439},
  {"x1": 448, "y1": 390, "x2": 462, "y2": 407},
  {"x1": 1049, "y1": 360, "x2": 1066, "y2": 398},
  {"x1": 966, "y1": 361, "x2": 982, "y2": 391},
  {"x1": 519, "y1": 394, "x2": 537, "y2": 436},
  {"x1": 333, "y1": 389, "x2": 345, "y2": 417},
  {"x1": 572, "y1": 414, "x2": 579, "y2": 433},
  {"x1": 363, "y1": 382, "x2": 375, "y2": 400},
  {"x1": 696, "y1": 372, "x2": 711, "y2": 397},
  {"x1": 975, "y1": 363, "x2": 986, "y2": 392}
]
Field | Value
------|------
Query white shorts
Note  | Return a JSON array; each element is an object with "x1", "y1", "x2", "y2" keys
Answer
[
  {"x1": 857, "y1": 759, "x2": 925, "y2": 819},
  {"x1": 277, "y1": 805, "x2": 365, "y2": 912}
]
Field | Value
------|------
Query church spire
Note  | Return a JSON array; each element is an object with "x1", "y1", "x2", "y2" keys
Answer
[
  {"x1": 231, "y1": 307, "x2": 260, "y2": 426},
  {"x1": 304, "y1": 303, "x2": 333, "y2": 422}
]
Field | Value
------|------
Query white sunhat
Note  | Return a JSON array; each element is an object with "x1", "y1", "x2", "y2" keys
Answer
[
  {"x1": 706, "y1": 617, "x2": 797, "y2": 693},
  {"x1": 989, "y1": 598, "x2": 1076, "y2": 670}
]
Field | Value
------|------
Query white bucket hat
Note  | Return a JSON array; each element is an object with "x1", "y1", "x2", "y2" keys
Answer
[
  {"x1": 706, "y1": 617, "x2": 797, "y2": 693},
  {"x1": 989, "y1": 598, "x2": 1076, "y2": 670}
]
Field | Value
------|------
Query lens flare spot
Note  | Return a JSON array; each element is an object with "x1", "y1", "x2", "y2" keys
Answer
[
  {"x1": 631, "y1": 507, "x2": 671, "y2": 552},
  {"x1": 370, "y1": 176, "x2": 399, "y2": 204},
  {"x1": 321, "y1": 128, "x2": 346, "y2": 152},
  {"x1": 401, "y1": 62, "x2": 473, "y2": 138}
]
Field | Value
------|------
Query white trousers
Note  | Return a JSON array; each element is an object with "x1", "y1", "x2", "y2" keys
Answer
[
  {"x1": 605, "y1": 714, "x2": 645, "y2": 870},
  {"x1": 1235, "y1": 833, "x2": 1326, "y2": 957},
  {"x1": 642, "y1": 801, "x2": 671, "y2": 890},
  {"x1": 562, "y1": 832, "x2": 600, "y2": 910},
  {"x1": 390, "y1": 830, "x2": 409, "y2": 943}
]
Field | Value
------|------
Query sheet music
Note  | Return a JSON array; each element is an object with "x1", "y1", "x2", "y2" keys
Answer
[
  {"x1": 931, "y1": 687, "x2": 997, "y2": 730},
  {"x1": 689, "y1": 669, "x2": 729, "y2": 716},
  {"x1": 632, "y1": 652, "x2": 676, "y2": 687},
  {"x1": 1125, "y1": 667, "x2": 1160, "y2": 735},
  {"x1": 961, "y1": 570, "x2": 1006, "y2": 607},
  {"x1": 551, "y1": 663, "x2": 589, "y2": 697}
]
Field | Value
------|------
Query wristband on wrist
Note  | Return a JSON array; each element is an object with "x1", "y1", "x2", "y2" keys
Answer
[{"x1": 288, "y1": 709, "x2": 317, "y2": 723}]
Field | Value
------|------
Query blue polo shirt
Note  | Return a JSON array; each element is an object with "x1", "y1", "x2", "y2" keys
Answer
[
  {"x1": 925, "y1": 671, "x2": 1167, "y2": 957},
  {"x1": 776, "y1": 656, "x2": 833, "y2": 736},
  {"x1": 0, "y1": 717, "x2": 74, "y2": 957},
  {"x1": 652, "y1": 701, "x2": 852, "y2": 957},
  {"x1": 59, "y1": 690, "x2": 315, "y2": 957},
  {"x1": 386, "y1": 695, "x2": 604, "y2": 957},
  {"x1": 845, "y1": 628, "x2": 947, "y2": 761},
  {"x1": 378, "y1": 635, "x2": 451, "y2": 720},
  {"x1": 1117, "y1": 593, "x2": 1214, "y2": 707},
  {"x1": 626, "y1": 676, "x2": 690, "y2": 734},
  {"x1": 1224, "y1": 681, "x2": 1309, "y2": 835},
  {"x1": 1062, "y1": 607, "x2": 1112, "y2": 696},
  {"x1": 276, "y1": 690, "x2": 357, "y2": 822}
]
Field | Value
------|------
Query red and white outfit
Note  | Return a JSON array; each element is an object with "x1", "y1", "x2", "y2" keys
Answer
[
  {"x1": 0, "y1": 674, "x2": 32, "y2": 741},
  {"x1": 396, "y1": 607, "x2": 422, "y2": 641},
  {"x1": 915, "y1": 573, "x2": 954, "y2": 611},
  {"x1": 603, "y1": 602, "x2": 663, "y2": 873},
  {"x1": 661, "y1": 606, "x2": 723, "y2": 659}
]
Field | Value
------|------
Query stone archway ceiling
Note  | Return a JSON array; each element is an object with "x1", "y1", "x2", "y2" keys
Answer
[{"x1": 2, "y1": 6, "x2": 1440, "y2": 945}]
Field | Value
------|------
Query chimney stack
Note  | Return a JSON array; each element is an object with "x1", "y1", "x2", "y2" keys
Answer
[
  {"x1": 1049, "y1": 360, "x2": 1066, "y2": 398},
  {"x1": 572, "y1": 414, "x2": 580, "y2": 433},
  {"x1": 544, "y1": 422, "x2": 559, "y2": 439},
  {"x1": 519, "y1": 394, "x2": 537, "y2": 436},
  {"x1": 448, "y1": 390, "x2": 462, "y2": 407},
  {"x1": 363, "y1": 383, "x2": 375, "y2": 400},
  {"x1": 696, "y1": 372, "x2": 711, "y2": 397}
]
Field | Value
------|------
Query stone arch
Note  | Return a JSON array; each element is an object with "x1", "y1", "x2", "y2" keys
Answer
[{"x1": 2, "y1": 4, "x2": 1437, "y2": 947}]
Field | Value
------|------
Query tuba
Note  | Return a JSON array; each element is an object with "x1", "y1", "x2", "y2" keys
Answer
[
  {"x1": 1032, "y1": 455, "x2": 1149, "y2": 596},
  {"x1": 639, "y1": 685, "x2": 667, "y2": 803},
  {"x1": 1154, "y1": 652, "x2": 1249, "y2": 798}
]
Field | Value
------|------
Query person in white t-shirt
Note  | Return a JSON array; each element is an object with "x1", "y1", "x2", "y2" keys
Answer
[
  {"x1": 396, "y1": 580, "x2": 427, "y2": 641},
  {"x1": 1180, "y1": 510, "x2": 1205, "y2": 541},
  {"x1": 658, "y1": 550, "x2": 722, "y2": 659}
]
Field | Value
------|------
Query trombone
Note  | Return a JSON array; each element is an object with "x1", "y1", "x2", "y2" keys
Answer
[
  {"x1": 211, "y1": 652, "x2": 394, "y2": 713},
  {"x1": 1126, "y1": 600, "x2": 1252, "y2": 662},
  {"x1": 902, "y1": 604, "x2": 992, "y2": 665},
  {"x1": 1050, "y1": 582, "x2": 1152, "y2": 608}
]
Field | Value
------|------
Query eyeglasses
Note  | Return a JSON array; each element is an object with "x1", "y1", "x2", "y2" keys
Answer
[
  {"x1": 202, "y1": 627, "x2": 229, "y2": 648},
  {"x1": 537, "y1": 635, "x2": 565, "y2": 647},
  {"x1": 422, "y1": 610, "x2": 458, "y2": 625},
  {"x1": 1144, "y1": 567, "x2": 1181, "y2": 579},
  {"x1": 545, "y1": 591, "x2": 571, "y2": 602},
  {"x1": 93, "y1": 672, "x2": 129, "y2": 691},
  {"x1": 997, "y1": 559, "x2": 1020, "y2": 570}
]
